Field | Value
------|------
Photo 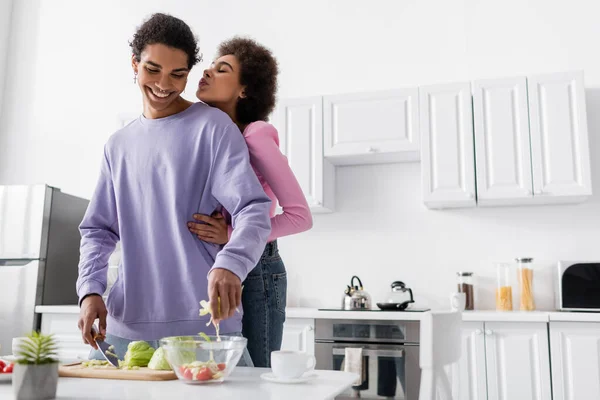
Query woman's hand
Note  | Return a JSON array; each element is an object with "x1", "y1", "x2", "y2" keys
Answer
[{"x1": 188, "y1": 212, "x2": 229, "y2": 245}]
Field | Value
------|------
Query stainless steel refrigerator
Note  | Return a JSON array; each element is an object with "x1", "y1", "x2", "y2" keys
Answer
[{"x1": 0, "y1": 184, "x2": 89, "y2": 354}]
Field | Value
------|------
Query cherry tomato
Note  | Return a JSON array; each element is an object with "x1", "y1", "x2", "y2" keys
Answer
[
  {"x1": 217, "y1": 363, "x2": 226, "y2": 371},
  {"x1": 182, "y1": 367, "x2": 193, "y2": 380},
  {"x1": 195, "y1": 367, "x2": 212, "y2": 381},
  {"x1": 3, "y1": 364, "x2": 13, "y2": 373},
  {"x1": 0, "y1": 361, "x2": 5, "y2": 370}
]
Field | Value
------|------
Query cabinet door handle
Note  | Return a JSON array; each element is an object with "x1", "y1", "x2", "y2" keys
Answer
[
  {"x1": 475, "y1": 329, "x2": 482, "y2": 335},
  {"x1": 485, "y1": 329, "x2": 493, "y2": 336},
  {"x1": 367, "y1": 147, "x2": 377, "y2": 153}
]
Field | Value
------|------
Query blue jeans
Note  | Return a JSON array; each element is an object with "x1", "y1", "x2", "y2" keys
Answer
[
  {"x1": 89, "y1": 332, "x2": 254, "y2": 367},
  {"x1": 241, "y1": 240, "x2": 287, "y2": 368}
]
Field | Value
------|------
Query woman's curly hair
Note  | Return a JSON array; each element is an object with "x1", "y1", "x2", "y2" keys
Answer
[
  {"x1": 218, "y1": 37, "x2": 278, "y2": 124},
  {"x1": 130, "y1": 13, "x2": 201, "y2": 70}
]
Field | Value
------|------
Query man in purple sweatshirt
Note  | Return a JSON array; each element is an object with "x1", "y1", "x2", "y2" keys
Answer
[{"x1": 76, "y1": 13, "x2": 271, "y2": 360}]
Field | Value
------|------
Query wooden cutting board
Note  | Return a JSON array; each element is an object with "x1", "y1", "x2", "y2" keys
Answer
[{"x1": 59, "y1": 363, "x2": 177, "y2": 381}]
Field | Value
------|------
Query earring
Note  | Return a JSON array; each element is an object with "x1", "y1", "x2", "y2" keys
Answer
[{"x1": 133, "y1": 72, "x2": 138, "y2": 84}]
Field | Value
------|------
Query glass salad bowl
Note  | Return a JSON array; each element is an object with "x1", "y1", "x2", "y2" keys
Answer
[{"x1": 160, "y1": 335, "x2": 247, "y2": 384}]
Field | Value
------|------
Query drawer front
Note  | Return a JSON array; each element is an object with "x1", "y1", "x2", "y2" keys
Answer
[
  {"x1": 40, "y1": 313, "x2": 90, "y2": 362},
  {"x1": 40, "y1": 313, "x2": 80, "y2": 335}
]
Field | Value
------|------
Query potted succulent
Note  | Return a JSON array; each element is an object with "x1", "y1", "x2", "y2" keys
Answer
[{"x1": 12, "y1": 331, "x2": 59, "y2": 400}]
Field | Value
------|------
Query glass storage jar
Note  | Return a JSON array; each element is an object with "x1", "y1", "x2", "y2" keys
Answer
[
  {"x1": 516, "y1": 257, "x2": 535, "y2": 311},
  {"x1": 496, "y1": 263, "x2": 513, "y2": 311},
  {"x1": 456, "y1": 272, "x2": 475, "y2": 310}
]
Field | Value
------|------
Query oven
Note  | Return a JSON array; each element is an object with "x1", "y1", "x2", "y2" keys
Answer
[{"x1": 315, "y1": 319, "x2": 421, "y2": 399}]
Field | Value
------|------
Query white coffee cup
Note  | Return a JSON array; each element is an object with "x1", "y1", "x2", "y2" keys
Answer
[
  {"x1": 12, "y1": 337, "x2": 26, "y2": 356},
  {"x1": 271, "y1": 350, "x2": 316, "y2": 379},
  {"x1": 450, "y1": 292, "x2": 466, "y2": 311}
]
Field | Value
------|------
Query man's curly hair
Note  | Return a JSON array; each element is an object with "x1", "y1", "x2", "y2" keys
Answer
[
  {"x1": 217, "y1": 37, "x2": 278, "y2": 124},
  {"x1": 130, "y1": 13, "x2": 201, "y2": 70}
]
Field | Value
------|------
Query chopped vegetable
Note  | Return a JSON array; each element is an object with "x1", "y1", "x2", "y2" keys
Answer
[
  {"x1": 120, "y1": 341, "x2": 155, "y2": 368},
  {"x1": 199, "y1": 297, "x2": 241, "y2": 342},
  {"x1": 199, "y1": 299, "x2": 222, "y2": 341},
  {"x1": 198, "y1": 332, "x2": 211, "y2": 342},
  {"x1": 178, "y1": 360, "x2": 227, "y2": 382},
  {"x1": 0, "y1": 362, "x2": 14, "y2": 374},
  {"x1": 82, "y1": 360, "x2": 107, "y2": 367},
  {"x1": 148, "y1": 347, "x2": 171, "y2": 371}
]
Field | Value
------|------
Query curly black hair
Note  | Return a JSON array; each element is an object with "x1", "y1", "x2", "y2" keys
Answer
[
  {"x1": 217, "y1": 37, "x2": 278, "y2": 124},
  {"x1": 130, "y1": 13, "x2": 200, "y2": 70}
]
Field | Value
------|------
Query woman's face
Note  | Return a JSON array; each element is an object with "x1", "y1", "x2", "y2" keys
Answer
[
  {"x1": 132, "y1": 44, "x2": 190, "y2": 114},
  {"x1": 196, "y1": 54, "x2": 245, "y2": 108}
]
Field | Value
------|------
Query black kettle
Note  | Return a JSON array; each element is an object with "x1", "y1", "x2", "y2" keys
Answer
[{"x1": 377, "y1": 281, "x2": 415, "y2": 311}]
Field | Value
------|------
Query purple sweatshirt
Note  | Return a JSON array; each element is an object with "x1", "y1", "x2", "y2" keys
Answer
[{"x1": 76, "y1": 102, "x2": 272, "y2": 341}]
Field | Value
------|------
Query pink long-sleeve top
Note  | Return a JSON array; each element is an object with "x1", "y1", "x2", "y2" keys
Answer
[{"x1": 228, "y1": 121, "x2": 313, "y2": 242}]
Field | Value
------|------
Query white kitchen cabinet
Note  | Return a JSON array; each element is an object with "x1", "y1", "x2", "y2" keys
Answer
[
  {"x1": 528, "y1": 71, "x2": 592, "y2": 202},
  {"x1": 420, "y1": 82, "x2": 476, "y2": 209},
  {"x1": 473, "y1": 77, "x2": 534, "y2": 206},
  {"x1": 451, "y1": 322, "x2": 487, "y2": 400},
  {"x1": 453, "y1": 321, "x2": 552, "y2": 400},
  {"x1": 273, "y1": 97, "x2": 335, "y2": 213},
  {"x1": 550, "y1": 321, "x2": 600, "y2": 400},
  {"x1": 281, "y1": 318, "x2": 315, "y2": 356},
  {"x1": 484, "y1": 322, "x2": 552, "y2": 400},
  {"x1": 323, "y1": 89, "x2": 420, "y2": 165}
]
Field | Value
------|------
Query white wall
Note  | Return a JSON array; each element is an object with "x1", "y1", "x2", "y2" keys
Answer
[{"x1": 1, "y1": 0, "x2": 600, "y2": 311}]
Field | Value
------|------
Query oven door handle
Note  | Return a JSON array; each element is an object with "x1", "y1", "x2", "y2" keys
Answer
[{"x1": 332, "y1": 347, "x2": 404, "y2": 358}]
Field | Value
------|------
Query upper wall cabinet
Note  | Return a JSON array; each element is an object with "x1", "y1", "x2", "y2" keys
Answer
[
  {"x1": 528, "y1": 71, "x2": 592, "y2": 202},
  {"x1": 272, "y1": 97, "x2": 335, "y2": 213},
  {"x1": 473, "y1": 77, "x2": 533, "y2": 206},
  {"x1": 423, "y1": 70, "x2": 592, "y2": 209},
  {"x1": 323, "y1": 89, "x2": 420, "y2": 165},
  {"x1": 420, "y1": 82, "x2": 476, "y2": 209}
]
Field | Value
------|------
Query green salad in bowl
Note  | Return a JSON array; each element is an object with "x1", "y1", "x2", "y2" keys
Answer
[{"x1": 159, "y1": 335, "x2": 247, "y2": 384}]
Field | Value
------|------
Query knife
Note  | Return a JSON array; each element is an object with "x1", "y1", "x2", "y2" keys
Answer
[{"x1": 91, "y1": 325, "x2": 119, "y2": 367}]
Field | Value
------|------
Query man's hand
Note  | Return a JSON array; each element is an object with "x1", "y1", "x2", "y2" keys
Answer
[
  {"x1": 208, "y1": 269, "x2": 242, "y2": 323},
  {"x1": 77, "y1": 295, "x2": 108, "y2": 349}
]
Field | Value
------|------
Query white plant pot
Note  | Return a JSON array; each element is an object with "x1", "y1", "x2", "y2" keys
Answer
[{"x1": 12, "y1": 363, "x2": 59, "y2": 400}]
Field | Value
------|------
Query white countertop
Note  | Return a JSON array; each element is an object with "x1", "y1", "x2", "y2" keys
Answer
[
  {"x1": 548, "y1": 312, "x2": 600, "y2": 322},
  {"x1": 288, "y1": 308, "x2": 600, "y2": 323},
  {"x1": 0, "y1": 368, "x2": 358, "y2": 400},
  {"x1": 35, "y1": 305, "x2": 600, "y2": 323},
  {"x1": 461, "y1": 311, "x2": 551, "y2": 322},
  {"x1": 287, "y1": 308, "x2": 426, "y2": 321}
]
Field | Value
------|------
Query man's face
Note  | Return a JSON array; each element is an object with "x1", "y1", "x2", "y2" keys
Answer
[{"x1": 132, "y1": 44, "x2": 190, "y2": 114}]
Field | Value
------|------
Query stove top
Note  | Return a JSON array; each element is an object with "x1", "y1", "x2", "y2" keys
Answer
[{"x1": 318, "y1": 307, "x2": 430, "y2": 312}]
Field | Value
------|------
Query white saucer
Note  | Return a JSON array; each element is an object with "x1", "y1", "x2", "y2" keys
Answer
[
  {"x1": 260, "y1": 372, "x2": 317, "y2": 384},
  {"x1": 0, "y1": 373, "x2": 11, "y2": 383}
]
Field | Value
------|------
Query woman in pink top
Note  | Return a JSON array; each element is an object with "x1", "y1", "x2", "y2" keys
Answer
[{"x1": 187, "y1": 37, "x2": 313, "y2": 367}]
